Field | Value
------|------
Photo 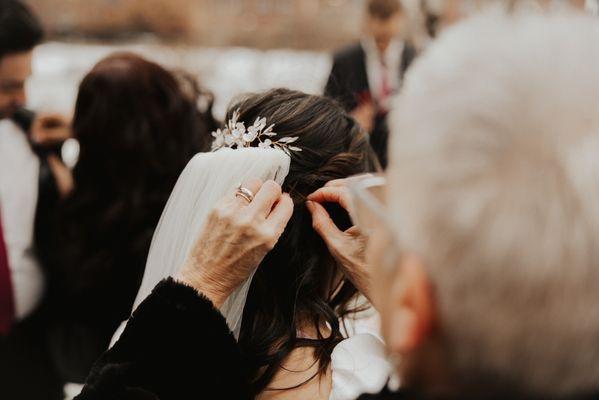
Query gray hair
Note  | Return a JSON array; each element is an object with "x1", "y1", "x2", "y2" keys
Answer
[{"x1": 388, "y1": 10, "x2": 599, "y2": 396}]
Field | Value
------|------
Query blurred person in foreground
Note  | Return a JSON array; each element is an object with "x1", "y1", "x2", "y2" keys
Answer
[
  {"x1": 418, "y1": 0, "x2": 588, "y2": 48},
  {"x1": 0, "y1": 1, "x2": 70, "y2": 398},
  {"x1": 72, "y1": 8, "x2": 599, "y2": 400},
  {"x1": 36, "y1": 52, "x2": 211, "y2": 386},
  {"x1": 325, "y1": 0, "x2": 416, "y2": 169}
]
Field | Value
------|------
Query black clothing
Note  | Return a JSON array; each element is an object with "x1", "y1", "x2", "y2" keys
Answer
[
  {"x1": 0, "y1": 309, "x2": 64, "y2": 400},
  {"x1": 37, "y1": 208, "x2": 154, "y2": 384},
  {"x1": 325, "y1": 43, "x2": 415, "y2": 111},
  {"x1": 76, "y1": 278, "x2": 250, "y2": 400},
  {"x1": 0, "y1": 110, "x2": 64, "y2": 400},
  {"x1": 76, "y1": 278, "x2": 599, "y2": 400},
  {"x1": 324, "y1": 43, "x2": 416, "y2": 168}
]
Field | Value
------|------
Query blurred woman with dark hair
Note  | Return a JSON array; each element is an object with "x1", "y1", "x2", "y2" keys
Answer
[{"x1": 37, "y1": 52, "x2": 211, "y2": 384}]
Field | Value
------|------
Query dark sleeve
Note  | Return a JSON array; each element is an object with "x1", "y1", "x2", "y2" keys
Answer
[
  {"x1": 38, "y1": 212, "x2": 155, "y2": 383},
  {"x1": 46, "y1": 318, "x2": 118, "y2": 383},
  {"x1": 324, "y1": 57, "x2": 347, "y2": 103},
  {"x1": 75, "y1": 278, "x2": 252, "y2": 400},
  {"x1": 324, "y1": 54, "x2": 359, "y2": 111},
  {"x1": 41, "y1": 250, "x2": 146, "y2": 383}
]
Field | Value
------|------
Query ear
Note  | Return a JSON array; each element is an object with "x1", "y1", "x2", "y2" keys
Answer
[{"x1": 384, "y1": 253, "x2": 437, "y2": 356}]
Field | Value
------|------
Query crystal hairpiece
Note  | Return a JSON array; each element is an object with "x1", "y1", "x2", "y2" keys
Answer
[{"x1": 211, "y1": 109, "x2": 302, "y2": 155}]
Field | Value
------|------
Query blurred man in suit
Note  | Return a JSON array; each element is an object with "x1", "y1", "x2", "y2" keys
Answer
[
  {"x1": 0, "y1": 1, "x2": 69, "y2": 398},
  {"x1": 325, "y1": 0, "x2": 415, "y2": 168}
]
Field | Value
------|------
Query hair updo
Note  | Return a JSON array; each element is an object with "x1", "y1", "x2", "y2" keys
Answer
[{"x1": 225, "y1": 88, "x2": 377, "y2": 394}]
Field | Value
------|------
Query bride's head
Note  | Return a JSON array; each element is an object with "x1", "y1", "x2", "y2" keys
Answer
[{"x1": 225, "y1": 89, "x2": 377, "y2": 393}]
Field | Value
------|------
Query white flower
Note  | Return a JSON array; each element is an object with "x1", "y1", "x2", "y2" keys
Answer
[
  {"x1": 244, "y1": 126, "x2": 260, "y2": 143},
  {"x1": 211, "y1": 111, "x2": 301, "y2": 153},
  {"x1": 243, "y1": 131, "x2": 258, "y2": 143},
  {"x1": 235, "y1": 136, "x2": 246, "y2": 148},
  {"x1": 211, "y1": 129, "x2": 226, "y2": 149},
  {"x1": 254, "y1": 117, "x2": 267, "y2": 131},
  {"x1": 231, "y1": 122, "x2": 245, "y2": 139},
  {"x1": 213, "y1": 136, "x2": 224, "y2": 148},
  {"x1": 259, "y1": 139, "x2": 273, "y2": 149},
  {"x1": 228, "y1": 110, "x2": 241, "y2": 131}
]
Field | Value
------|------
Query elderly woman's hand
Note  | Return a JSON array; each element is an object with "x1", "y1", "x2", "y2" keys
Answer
[
  {"x1": 178, "y1": 179, "x2": 294, "y2": 307},
  {"x1": 307, "y1": 179, "x2": 373, "y2": 303}
]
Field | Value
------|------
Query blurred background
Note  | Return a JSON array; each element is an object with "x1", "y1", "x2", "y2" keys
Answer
[
  {"x1": 14, "y1": 0, "x2": 516, "y2": 118},
  {"x1": 22, "y1": 0, "x2": 596, "y2": 117},
  {"x1": 26, "y1": 0, "x2": 369, "y2": 118}
]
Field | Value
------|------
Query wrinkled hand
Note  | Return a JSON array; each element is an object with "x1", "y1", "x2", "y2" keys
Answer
[
  {"x1": 307, "y1": 179, "x2": 372, "y2": 302},
  {"x1": 178, "y1": 179, "x2": 294, "y2": 307},
  {"x1": 350, "y1": 101, "x2": 376, "y2": 134},
  {"x1": 31, "y1": 112, "x2": 72, "y2": 146}
]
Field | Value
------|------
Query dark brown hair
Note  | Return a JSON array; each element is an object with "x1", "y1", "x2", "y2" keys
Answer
[
  {"x1": 0, "y1": 0, "x2": 43, "y2": 60},
  {"x1": 226, "y1": 89, "x2": 377, "y2": 395},
  {"x1": 43, "y1": 53, "x2": 209, "y2": 354},
  {"x1": 368, "y1": 0, "x2": 403, "y2": 20}
]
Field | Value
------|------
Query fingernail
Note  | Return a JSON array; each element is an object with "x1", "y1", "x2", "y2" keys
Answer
[{"x1": 306, "y1": 200, "x2": 314, "y2": 211}]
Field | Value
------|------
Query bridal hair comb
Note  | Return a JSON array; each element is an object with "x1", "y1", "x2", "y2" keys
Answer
[{"x1": 211, "y1": 109, "x2": 302, "y2": 155}]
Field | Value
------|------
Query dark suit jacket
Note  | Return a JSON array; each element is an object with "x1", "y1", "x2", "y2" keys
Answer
[
  {"x1": 324, "y1": 42, "x2": 416, "y2": 168},
  {"x1": 0, "y1": 308, "x2": 64, "y2": 400},
  {"x1": 0, "y1": 111, "x2": 64, "y2": 400}
]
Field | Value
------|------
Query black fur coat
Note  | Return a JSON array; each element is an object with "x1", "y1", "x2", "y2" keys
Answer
[
  {"x1": 73, "y1": 279, "x2": 599, "y2": 400},
  {"x1": 74, "y1": 278, "x2": 412, "y2": 400},
  {"x1": 74, "y1": 278, "x2": 250, "y2": 399}
]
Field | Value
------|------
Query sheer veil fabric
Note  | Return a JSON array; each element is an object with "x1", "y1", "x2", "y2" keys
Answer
[{"x1": 111, "y1": 148, "x2": 291, "y2": 345}]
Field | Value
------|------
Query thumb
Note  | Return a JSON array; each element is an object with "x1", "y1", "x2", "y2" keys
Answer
[{"x1": 306, "y1": 201, "x2": 344, "y2": 246}]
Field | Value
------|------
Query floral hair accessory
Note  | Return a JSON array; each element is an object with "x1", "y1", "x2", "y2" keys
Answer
[{"x1": 211, "y1": 109, "x2": 302, "y2": 155}]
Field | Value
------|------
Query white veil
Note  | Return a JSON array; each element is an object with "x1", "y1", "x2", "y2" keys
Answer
[{"x1": 111, "y1": 148, "x2": 290, "y2": 345}]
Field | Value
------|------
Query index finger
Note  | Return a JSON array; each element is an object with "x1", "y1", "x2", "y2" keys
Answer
[
  {"x1": 265, "y1": 192, "x2": 294, "y2": 235},
  {"x1": 247, "y1": 180, "x2": 283, "y2": 219},
  {"x1": 307, "y1": 186, "x2": 352, "y2": 212},
  {"x1": 324, "y1": 179, "x2": 348, "y2": 188},
  {"x1": 324, "y1": 174, "x2": 376, "y2": 189}
]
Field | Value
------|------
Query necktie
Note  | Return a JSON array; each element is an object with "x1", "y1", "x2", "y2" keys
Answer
[
  {"x1": 380, "y1": 63, "x2": 391, "y2": 99},
  {"x1": 0, "y1": 210, "x2": 15, "y2": 335},
  {"x1": 379, "y1": 61, "x2": 392, "y2": 113}
]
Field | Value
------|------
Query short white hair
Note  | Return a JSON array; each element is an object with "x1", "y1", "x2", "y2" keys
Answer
[{"x1": 389, "y1": 10, "x2": 599, "y2": 396}]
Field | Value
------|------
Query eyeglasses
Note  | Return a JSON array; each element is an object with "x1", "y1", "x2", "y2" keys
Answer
[
  {"x1": 347, "y1": 173, "x2": 388, "y2": 234},
  {"x1": 347, "y1": 173, "x2": 401, "y2": 273}
]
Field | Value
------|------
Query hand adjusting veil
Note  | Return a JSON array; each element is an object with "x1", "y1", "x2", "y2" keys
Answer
[{"x1": 112, "y1": 148, "x2": 290, "y2": 344}]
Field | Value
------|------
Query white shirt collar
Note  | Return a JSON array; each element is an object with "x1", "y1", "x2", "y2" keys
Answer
[
  {"x1": 0, "y1": 120, "x2": 44, "y2": 320},
  {"x1": 361, "y1": 37, "x2": 405, "y2": 101}
]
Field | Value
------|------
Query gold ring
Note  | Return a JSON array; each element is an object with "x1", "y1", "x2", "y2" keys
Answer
[{"x1": 235, "y1": 185, "x2": 254, "y2": 203}]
